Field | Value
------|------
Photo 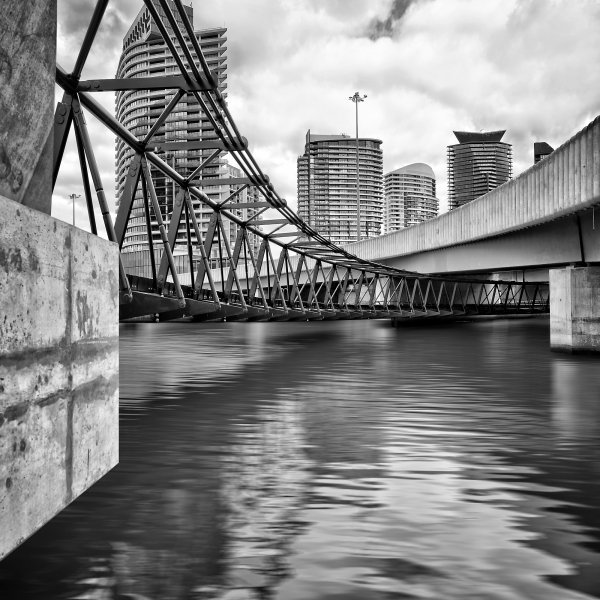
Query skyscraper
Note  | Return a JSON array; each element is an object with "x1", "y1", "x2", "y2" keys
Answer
[
  {"x1": 384, "y1": 163, "x2": 437, "y2": 232},
  {"x1": 534, "y1": 142, "x2": 554, "y2": 164},
  {"x1": 447, "y1": 131, "x2": 512, "y2": 210},
  {"x1": 297, "y1": 131, "x2": 383, "y2": 245},
  {"x1": 115, "y1": 2, "x2": 260, "y2": 264}
]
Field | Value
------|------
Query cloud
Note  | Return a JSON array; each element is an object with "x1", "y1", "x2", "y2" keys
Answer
[
  {"x1": 53, "y1": 0, "x2": 600, "y2": 228},
  {"x1": 213, "y1": 0, "x2": 600, "y2": 213},
  {"x1": 365, "y1": 0, "x2": 424, "y2": 40}
]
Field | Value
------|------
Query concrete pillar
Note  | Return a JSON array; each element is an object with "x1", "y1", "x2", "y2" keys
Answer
[
  {"x1": 0, "y1": 0, "x2": 57, "y2": 213},
  {"x1": 550, "y1": 266, "x2": 600, "y2": 353},
  {"x1": 0, "y1": 195, "x2": 119, "y2": 559}
]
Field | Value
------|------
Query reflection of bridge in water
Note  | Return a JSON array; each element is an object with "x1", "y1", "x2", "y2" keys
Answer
[{"x1": 51, "y1": 1, "x2": 553, "y2": 324}]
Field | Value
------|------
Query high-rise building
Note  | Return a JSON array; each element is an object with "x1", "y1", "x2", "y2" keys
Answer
[
  {"x1": 447, "y1": 131, "x2": 512, "y2": 210},
  {"x1": 534, "y1": 142, "x2": 554, "y2": 164},
  {"x1": 384, "y1": 163, "x2": 437, "y2": 232},
  {"x1": 297, "y1": 131, "x2": 383, "y2": 245},
  {"x1": 115, "y1": 2, "x2": 260, "y2": 263}
]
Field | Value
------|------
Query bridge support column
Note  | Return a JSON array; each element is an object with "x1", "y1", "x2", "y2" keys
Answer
[
  {"x1": 0, "y1": 195, "x2": 119, "y2": 559},
  {"x1": 550, "y1": 266, "x2": 600, "y2": 353}
]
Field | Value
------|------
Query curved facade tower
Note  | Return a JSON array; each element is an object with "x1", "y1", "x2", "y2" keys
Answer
[
  {"x1": 447, "y1": 130, "x2": 512, "y2": 210},
  {"x1": 297, "y1": 131, "x2": 383, "y2": 245},
  {"x1": 115, "y1": 2, "x2": 260, "y2": 267},
  {"x1": 384, "y1": 163, "x2": 437, "y2": 232}
]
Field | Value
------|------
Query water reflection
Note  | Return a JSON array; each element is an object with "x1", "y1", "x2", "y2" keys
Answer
[{"x1": 1, "y1": 318, "x2": 600, "y2": 599}]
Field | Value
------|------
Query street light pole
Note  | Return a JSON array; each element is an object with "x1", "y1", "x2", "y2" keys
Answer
[
  {"x1": 349, "y1": 91, "x2": 367, "y2": 241},
  {"x1": 68, "y1": 193, "x2": 82, "y2": 226}
]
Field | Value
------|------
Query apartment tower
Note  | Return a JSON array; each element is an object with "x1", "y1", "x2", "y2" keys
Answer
[
  {"x1": 115, "y1": 2, "x2": 260, "y2": 267},
  {"x1": 534, "y1": 142, "x2": 554, "y2": 164},
  {"x1": 297, "y1": 131, "x2": 383, "y2": 245},
  {"x1": 447, "y1": 131, "x2": 512, "y2": 210},
  {"x1": 384, "y1": 163, "x2": 437, "y2": 232}
]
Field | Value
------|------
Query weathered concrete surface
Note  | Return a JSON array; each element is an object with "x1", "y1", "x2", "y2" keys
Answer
[
  {"x1": 0, "y1": 0, "x2": 56, "y2": 212},
  {"x1": 346, "y1": 115, "x2": 600, "y2": 266},
  {"x1": 0, "y1": 193, "x2": 119, "y2": 559},
  {"x1": 550, "y1": 266, "x2": 600, "y2": 353}
]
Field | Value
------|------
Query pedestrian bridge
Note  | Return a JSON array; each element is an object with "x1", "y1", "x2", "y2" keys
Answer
[{"x1": 47, "y1": 1, "x2": 554, "y2": 325}]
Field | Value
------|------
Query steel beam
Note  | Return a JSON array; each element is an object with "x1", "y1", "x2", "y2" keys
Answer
[
  {"x1": 184, "y1": 193, "x2": 219, "y2": 303},
  {"x1": 72, "y1": 0, "x2": 109, "y2": 79},
  {"x1": 157, "y1": 187, "x2": 186, "y2": 286},
  {"x1": 226, "y1": 201, "x2": 270, "y2": 210},
  {"x1": 52, "y1": 93, "x2": 74, "y2": 187},
  {"x1": 265, "y1": 242, "x2": 287, "y2": 310},
  {"x1": 143, "y1": 89, "x2": 185, "y2": 146},
  {"x1": 195, "y1": 213, "x2": 219, "y2": 295},
  {"x1": 78, "y1": 73, "x2": 216, "y2": 92},
  {"x1": 141, "y1": 158, "x2": 185, "y2": 305},
  {"x1": 71, "y1": 96, "x2": 131, "y2": 298},
  {"x1": 187, "y1": 148, "x2": 222, "y2": 185},
  {"x1": 73, "y1": 122, "x2": 97, "y2": 235},
  {"x1": 114, "y1": 154, "x2": 142, "y2": 247},
  {"x1": 155, "y1": 138, "x2": 248, "y2": 152},
  {"x1": 217, "y1": 185, "x2": 250, "y2": 208},
  {"x1": 218, "y1": 215, "x2": 246, "y2": 308}
]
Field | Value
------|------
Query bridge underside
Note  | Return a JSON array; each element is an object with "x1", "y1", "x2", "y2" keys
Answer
[
  {"x1": 120, "y1": 273, "x2": 549, "y2": 322},
  {"x1": 369, "y1": 208, "x2": 600, "y2": 280}
]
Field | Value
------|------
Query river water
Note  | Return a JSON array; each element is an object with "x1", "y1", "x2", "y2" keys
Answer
[{"x1": 1, "y1": 317, "x2": 600, "y2": 599}]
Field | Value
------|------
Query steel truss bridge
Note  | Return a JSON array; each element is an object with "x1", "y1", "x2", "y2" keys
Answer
[{"x1": 53, "y1": 0, "x2": 549, "y2": 323}]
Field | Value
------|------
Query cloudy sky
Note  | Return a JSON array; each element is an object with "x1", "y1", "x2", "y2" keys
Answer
[{"x1": 53, "y1": 0, "x2": 600, "y2": 231}]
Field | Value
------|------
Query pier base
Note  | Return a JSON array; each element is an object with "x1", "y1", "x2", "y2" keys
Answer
[
  {"x1": 550, "y1": 266, "x2": 600, "y2": 353},
  {"x1": 0, "y1": 195, "x2": 119, "y2": 559}
]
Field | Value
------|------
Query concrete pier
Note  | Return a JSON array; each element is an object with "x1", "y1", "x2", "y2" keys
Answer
[
  {"x1": 0, "y1": 195, "x2": 119, "y2": 559},
  {"x1": 550, "y1": 266, "x2": 600, "y2": 353},
  {"x1": 0, "y1": 0, "x2": 56, "y2": 213}
]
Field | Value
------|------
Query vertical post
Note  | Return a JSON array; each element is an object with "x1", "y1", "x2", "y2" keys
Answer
[
  {"x1": 73, "y1": 124, "x2": 97, "y2": 235},
  {"x1": 550, "y1": 266, "x2": 600, "y2": 353},
  {"x1": 355, "y1": 98, "x2": 360, "y2": 241},
  {"x1": 349, "y1": 91, "x2": 367, "y2": 241},
  {"x1": 141, "y1": 174, "x2": 158, "y2": 287},
  {"x1": 184, "y1": 199, "x2": 195, "y2": 289},
  {"x1": 69, "y1": 193, "x2": 81, "y2": 226}
]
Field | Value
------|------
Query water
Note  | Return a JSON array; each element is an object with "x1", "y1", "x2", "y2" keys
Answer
[{"x1": 2, "y1": 317, "x2": 600, "y2": 599}]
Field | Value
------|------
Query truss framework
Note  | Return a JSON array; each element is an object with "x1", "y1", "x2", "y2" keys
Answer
[{"x1": 53, "y1": 0, "x2": 550, "y2": 322}]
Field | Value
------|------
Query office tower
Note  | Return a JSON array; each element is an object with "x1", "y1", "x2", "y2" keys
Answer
[
  {"x1": 534, "y1": 142, "x2": 554, "y2": 164},
  {"x1": 447, "y1": 130, "x2": 512, "y2": 210},
  {"x1": 115, "y1": 2, "x2": 260, "y2": 264},
  {"x1": 384, "y1": 163, "x2": 437, "y2": 232},
  {"x1": 297, "y1": 131, "x2": 383, "y2": 245}
]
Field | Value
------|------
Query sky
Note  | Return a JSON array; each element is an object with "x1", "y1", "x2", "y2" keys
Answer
[{"x1": 53, "y1": 0, "x2": 600, "y2": 232}]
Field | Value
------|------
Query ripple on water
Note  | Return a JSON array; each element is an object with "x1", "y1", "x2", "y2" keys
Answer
[{"x1": 1, "y1": 319, "x2": 600, "y2": 600}]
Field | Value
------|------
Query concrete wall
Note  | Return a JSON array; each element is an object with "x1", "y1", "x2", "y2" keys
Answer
[
  {"x1": 0, "y1": 0, "x2": 56, "y2": 213},
  {"x1": 0, "y1": 194, "x2": 119, "y2": 559},
  {"x1": 550, "y1": 266, "x2": 600, "y2": 353},
  {"x1": 345, "y1": 115, "x2": 600, "y2": 263}
]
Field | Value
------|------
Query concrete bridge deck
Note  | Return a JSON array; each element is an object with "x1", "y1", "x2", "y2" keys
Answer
[{"x1": 345, "y1": 115, "x2": 600, "y2": 274}]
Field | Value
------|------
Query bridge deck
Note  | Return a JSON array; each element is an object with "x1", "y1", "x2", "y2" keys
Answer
[
  {"x1": 120, "y1": 274, "x2": 549, "y2": 323},
  {"x1": 345, "y1": 115, "x2": 600, "y2": 263}
]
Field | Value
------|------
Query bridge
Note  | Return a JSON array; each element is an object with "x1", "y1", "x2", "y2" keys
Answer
[
  {"x1": 344, "y1": 115, "x2": 600, "y2": 280},
  {"x1": 52, "y1": 1, "x2": 548, "y2": 326},
  {"x1": 0, "y1": 0, "x2": 596, "y2": 562}
]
